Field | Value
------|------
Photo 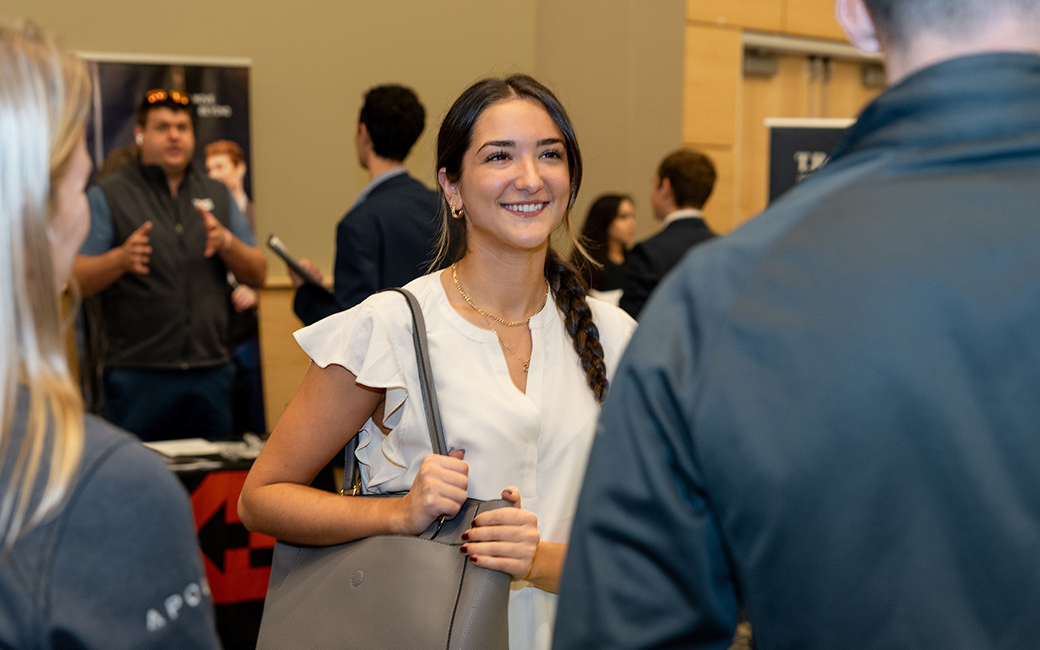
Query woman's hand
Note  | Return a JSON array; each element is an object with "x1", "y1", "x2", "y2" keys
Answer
[
  {"x1": 398, "y1": 450, "x2": 469, "y2": 534},
  {"x1": 460, "y1": 487, "x2": 543, "y2": 583}
]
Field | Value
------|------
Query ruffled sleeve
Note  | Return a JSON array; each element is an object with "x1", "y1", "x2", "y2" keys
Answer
[
  {"x1": 293, "y1": 295, "x2": 424, "y2": 491},
  {"x1": 294, "y1": 299, "x2": 412, "y2": 429}
]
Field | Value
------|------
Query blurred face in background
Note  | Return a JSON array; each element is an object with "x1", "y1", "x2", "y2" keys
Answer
[
  {"x1": 607, "y1": 198, "x2": 636, "y2": 249},
  {"x1": 49, "y1": 135, "x2": 92, "y2": 287},
  {"x1": 136, "y1": 107, "x2": 194, "y2": 175},
  {"x1": 206, "y1": 152, "x2": 244, "y2": 192},
  {"x1": 650, "y1": 174, "x2": 672, "y2": 221}
]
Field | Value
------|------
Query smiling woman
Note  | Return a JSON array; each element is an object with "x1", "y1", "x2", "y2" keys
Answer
[
  {"x1": 239, "y1": 73, "x2": 637, "y2": 650},
  {"x1": 440, "y1": 99, "x2": 571, "y2": 266},
  {"x1": 433, "y1": 75, "x2": 606, "y2": 398}
]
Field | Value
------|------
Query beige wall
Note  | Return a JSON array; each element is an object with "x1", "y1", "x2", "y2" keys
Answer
[
  {"x1": 15, "y1": 0, "x2": 686, "y2": 427},
  {"x1": 11, "y1": 0, "x2": 685, "y2": 272},
  {"x1": 682, "y1": 0, "x2": 879, "y2": 233},
  {"x1": 535, "y1": 0, "x2": 686, "y2": 242},
  {"x1": 8, "y1": 0, "x2": 540, "y2": 276}
]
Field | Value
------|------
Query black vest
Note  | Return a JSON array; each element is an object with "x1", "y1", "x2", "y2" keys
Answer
[{"x1": 95, "y1": 161, "x2": 232, "y2": 369}]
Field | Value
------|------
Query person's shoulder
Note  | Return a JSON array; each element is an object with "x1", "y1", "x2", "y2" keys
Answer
[
  {"x1": 581, "y1": 296, "x2": 638, "y2": 371},
  {"x1": 632, "y1": 224, "x2": 678, "y2": 253},
  {"x1": 371, "y1": 173, "x2": 439, "y2": 207},
  {"x1": 391, "y1": 171, "x2": 434, "y2": 192},
  {"x1": 373, "y1": 272, "x2": 442, "y2": 314},
  {"x1": 188, "y1": 169, "x2": 231, "y2": 202},
  {"x1": 86, "y1": 184, "x2": 110, "y2": 213},
  {"x1": 78, "y1": 415, "x2": 185, "y2": 497},
  {"x1": 296, "y1": 273, "x2": 447, "y2": 382},
  {"x1": 297, "y1": 273, "x2": 441, "y2": 344},
  {"x1": 672, "y1": 216, "x2": 714, "y2": 235},
  {"x1": 48, "y1": 417, "x2": 220, "y2": 649},
  {"x1": 93, "y1": 162, "x2": 139, "y2": 194},
  {"x1": 588, "y1": 297, "x2": 637, "y2": 333},
  {"x1": 633, "y1": 203, "x2": 800, "y2": 345},
  {"x1": 79, "y1": 413, "x2": 140, "y2": 459}
]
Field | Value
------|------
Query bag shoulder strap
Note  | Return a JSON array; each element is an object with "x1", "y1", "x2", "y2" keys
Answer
[{"x1": 342, "y1": 288, "x2": 446, "y2": 493}]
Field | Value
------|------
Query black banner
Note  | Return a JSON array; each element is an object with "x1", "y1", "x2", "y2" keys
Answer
[
  {"x1": 82, "y1": 56, "x2": 252, "y2": 196},
  {"x1": 767, "y1": 118, "x2": 853, "y2": 204}
]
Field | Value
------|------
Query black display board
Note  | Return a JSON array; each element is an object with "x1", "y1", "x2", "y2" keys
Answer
[{"x1": 767, "y1": 118, "x2": 853, "y2": 204}]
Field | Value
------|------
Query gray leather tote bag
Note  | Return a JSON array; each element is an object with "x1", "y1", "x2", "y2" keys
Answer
[{"x1": 256, "y1": 289, "x2": 511, "y2": 650}]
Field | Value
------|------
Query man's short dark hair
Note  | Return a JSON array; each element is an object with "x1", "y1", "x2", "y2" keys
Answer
[
  {"x1": 136, "y1": 88, "x2": 193, "y2": 127},
  {"x1": 657, "y1": 149, "x2": 716, "y2": 210},
  {"x1": 864, "y1": 0, "x2": 1039, "y2": 48},
  {"x1": 359, "y1": 84, "x2": 425, "y2": 162}
]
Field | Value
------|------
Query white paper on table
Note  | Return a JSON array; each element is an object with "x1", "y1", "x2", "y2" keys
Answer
[{"x1": 143, "y1": 438, "x2": 223, "y2": 458}]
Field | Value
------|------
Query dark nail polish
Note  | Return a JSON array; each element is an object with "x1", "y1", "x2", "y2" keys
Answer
[
  {"x1": 460, "y1": 545, "x2": 468, "y2": 554},
  {"x1": 468, "y1": 556, "x2": 478, "y2": 564},
  {"x1": 461, "y1": 532, "x2": 470, "y2": 541}
]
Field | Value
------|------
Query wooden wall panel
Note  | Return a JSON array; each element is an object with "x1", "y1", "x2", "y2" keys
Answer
[
  {"x1": 687, "y1": 0, "x2": 783, "y2": 32},
  {"x1": 737, "y1": 54, "x2": 880, "y2": 227},
  {"x1": 692, "y1": 145, "x2": 737, "y2": 234},
  {"x1": 784, "y1": 0, "x2": 848, "y2": 41},
  {"x1": 683, "y1": 24, "x2": 743, "y2": 146},
  {"x1": 257, "y1": 286, "x2": 311, "y2": 431},
  {"x1": 825, "y1": 58, "x2": 881, "y2": 119},
  {"x1": 740, "y1": 55, "x2": 812, "y2": 224}
]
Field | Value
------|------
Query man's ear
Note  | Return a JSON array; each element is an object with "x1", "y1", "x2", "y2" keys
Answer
[
  {"x1": 836, "y1": 0, "x2": 882, "y2": 54},
  {"x1": 659, "y1": 176, "x2": 674, "y2": 202}
]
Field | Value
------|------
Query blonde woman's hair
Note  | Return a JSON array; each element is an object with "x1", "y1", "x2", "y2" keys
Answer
[{"x1": 0, "y1": 19, "x2": 91, "y2": 549}]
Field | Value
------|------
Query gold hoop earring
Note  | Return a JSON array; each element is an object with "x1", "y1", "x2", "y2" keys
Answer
[{"x1": 451, "y1": 205, "x2": 465, "y2": 219}]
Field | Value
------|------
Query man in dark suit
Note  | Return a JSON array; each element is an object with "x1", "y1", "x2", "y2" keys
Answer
[
  {"x1": 291, "y1": 85, "x2": 441, "y2": 325},
  {"x1": 619, "y1": 149, "x2": 716, "y2": 318}
]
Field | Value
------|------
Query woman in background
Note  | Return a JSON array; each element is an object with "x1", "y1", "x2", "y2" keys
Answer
[
  {"x1": 573, "y1": 193, "x2": 636, "y2": 292},
  {"x1": 240, "y1": 74, "x2": 636, "y2": 650},
  {"x1": 0, "y1": 20, "x2": 219, "y2": 648}
]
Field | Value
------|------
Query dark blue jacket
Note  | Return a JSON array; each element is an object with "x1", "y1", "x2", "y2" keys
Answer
[
  {"x1": 619, "y1": 216, "x2": 715, "y2": 319},
  {"x1": 294, "y1": 172, "x2": 441, "y2": 325},
  {"x1": 557, "y1": 53, "x2": 1040, "y2": 650}
]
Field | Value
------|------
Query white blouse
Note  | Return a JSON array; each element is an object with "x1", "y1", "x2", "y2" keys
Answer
[{"x1": 295, "y1": 270, "x2": 636, "y2": 650}]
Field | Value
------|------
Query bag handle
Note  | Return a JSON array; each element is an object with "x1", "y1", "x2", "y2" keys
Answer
[{"x1": 341, "y1": 288, "x2": 447, "y2": 494}]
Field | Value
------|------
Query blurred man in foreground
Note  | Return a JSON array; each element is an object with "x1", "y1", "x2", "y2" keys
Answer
[{"x1": 557, "y1": 0, "x2": 1040, "y2": 648}]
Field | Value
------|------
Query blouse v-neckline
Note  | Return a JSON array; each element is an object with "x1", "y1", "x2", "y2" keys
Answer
[{"x1": 431, "y1": 270, "x2": 554, "y2": 396}]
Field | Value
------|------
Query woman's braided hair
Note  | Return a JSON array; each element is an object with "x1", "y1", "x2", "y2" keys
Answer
[
  {"x1": 434, "y1": 74, "x2": 609, "y2": 402},
  {"x1": 545, "y1": 250, "x2": 609, "y2": 402}
]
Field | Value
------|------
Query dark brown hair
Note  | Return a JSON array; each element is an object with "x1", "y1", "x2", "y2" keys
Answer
[
  {"x1": 571, "y1": 193, "x2": 633, "y2": 290},
  {"x1": 435, "y1": 74, "x2": 609, "y2": 403},
  {"x1": 359, "y1": 84, "x2": 425, "y2": 162},
  {"x1": 657, "y1": 149, "x2": 716, "y2": 210}
]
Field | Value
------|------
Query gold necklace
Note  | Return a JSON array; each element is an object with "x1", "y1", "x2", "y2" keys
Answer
[
  {"x1": 484, "y1": 318, "x2": 531, "y2": 373},
  {"x1": 452, "y1": 263, "x2": 548, "y2": 327},
  {"x1": 451, "y1": 263, "x2": 549, "y2": 373}
]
